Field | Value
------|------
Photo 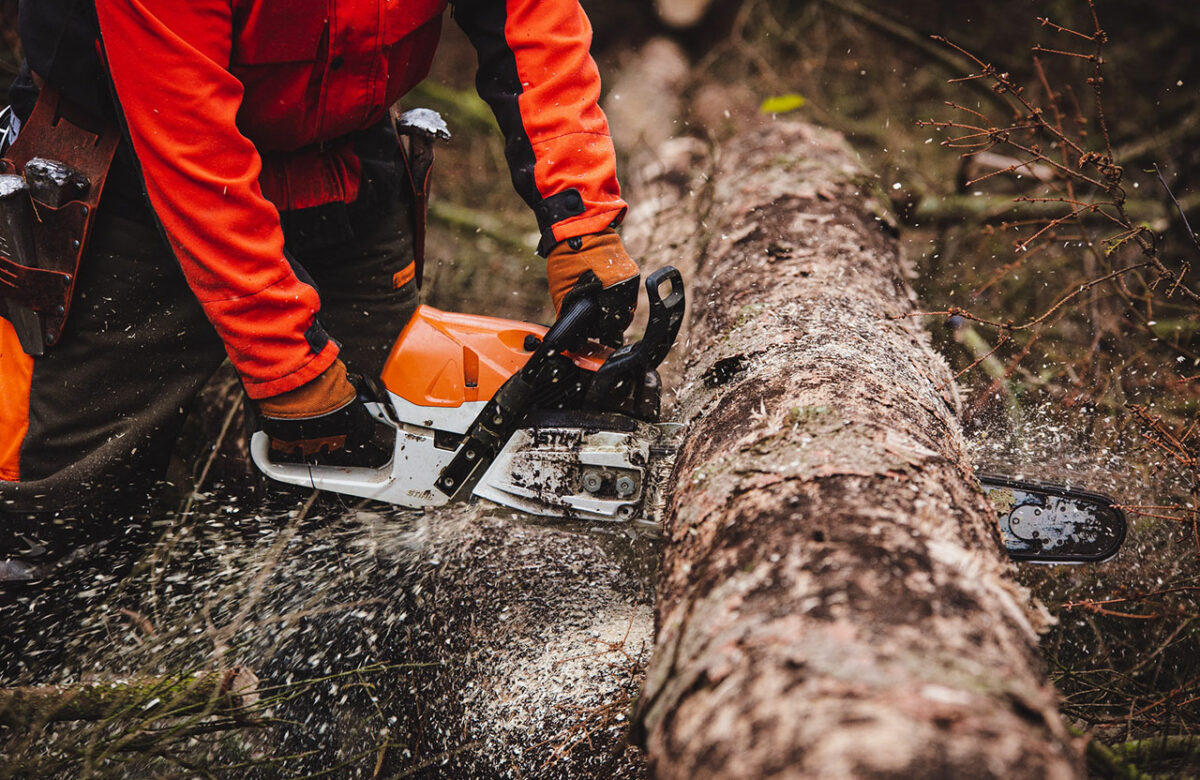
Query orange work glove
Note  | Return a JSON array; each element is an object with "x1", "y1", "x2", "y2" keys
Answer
[
  {"x1": 257, "y1": 358, "x2": 356, "y2": 419},
  {"x1": 255, "y1": 359, "x2": 384, "y2": 464},
  {"x1": 546, "y1": 229, "x2": 640, "y2": 347},
  {"x1": 546, "y1": 229, "x2": 639, "y2": 315}
]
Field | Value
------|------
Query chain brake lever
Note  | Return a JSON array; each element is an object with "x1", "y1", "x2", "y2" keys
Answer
[{"x1": 584, "y1": 267, "x2": 685, "y2": 407}]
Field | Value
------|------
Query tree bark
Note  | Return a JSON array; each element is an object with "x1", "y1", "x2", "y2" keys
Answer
[{"x1": 628, "y1": 119, "x2": 1082, "y2": 778}]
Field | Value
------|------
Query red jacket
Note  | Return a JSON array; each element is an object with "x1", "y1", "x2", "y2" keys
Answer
[{"x1": 93, "y1": 0, "x2": 626, "y2": 398}]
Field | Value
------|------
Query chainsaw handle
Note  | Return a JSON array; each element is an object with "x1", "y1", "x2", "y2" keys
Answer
[
  {"x1": 582, "y1": 267, "x2": 686, "y2": 408},
  {"x1": 639, "y1": 267, "x2": 686, "y2": 370},
  {"x1": 436, "y1": 269, "x2": 681, "y2": 498},
  {"x1": 542, "y1": 293, "x2": 600, "y2": 352},
  {"x1": 518, "y1": 286, "x2": 600, "y2": 383}
]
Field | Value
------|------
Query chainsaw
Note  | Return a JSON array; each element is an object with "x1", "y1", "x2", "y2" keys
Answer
[
  {"x1": 979, "y1": 474, "x2": 1126, "y2": 564},
  {"x1": 251, "y1": 267, "x2": 687, "y2": 524},
  {"x1": 249, "y1": 264, "x2": 1127, "y2": 563}
]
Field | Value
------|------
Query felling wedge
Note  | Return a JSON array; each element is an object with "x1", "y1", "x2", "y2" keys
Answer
[{"x1": 251, "y1": 267, "x2": 686, "y2": 524}]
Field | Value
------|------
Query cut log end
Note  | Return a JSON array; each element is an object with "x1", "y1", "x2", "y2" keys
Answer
[
  {"x1": 653, "y1": 0, "x2": 715, "y2": 28},
  {"x1": 220, "y1": 665, "x2": 260, "y2": 714}
]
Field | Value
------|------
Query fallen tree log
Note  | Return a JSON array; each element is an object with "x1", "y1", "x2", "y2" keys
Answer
[
  {"x1": 0, "y1": 668, "x2": 258, "y2": 727},
  {"x1": 629, "y1": 120, "x2": 1083, "y2": 778}
]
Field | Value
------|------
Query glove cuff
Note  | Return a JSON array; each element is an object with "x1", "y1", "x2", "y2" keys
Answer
[
  {"x1": 258, "y1": 396, "x2": 379, "y2": 458},
  {"x1": 257, "y1": 358, "x2": 356, "y2": 420},
  {"x1": 546, "y1": 229, "x2": 639, "y2": 314}
]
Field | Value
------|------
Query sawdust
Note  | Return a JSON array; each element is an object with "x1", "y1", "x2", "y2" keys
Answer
[{"x1": 0, "y1": 496, "x2": 656, "y2": 778}]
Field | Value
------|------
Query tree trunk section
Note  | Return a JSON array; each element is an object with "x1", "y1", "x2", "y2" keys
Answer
[{"x1": 630, "y1": 120, "x2": 1082, "y2": 778}]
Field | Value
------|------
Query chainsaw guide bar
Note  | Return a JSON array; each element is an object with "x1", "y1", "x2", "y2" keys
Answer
[{"x1": 979, "y1": 474, "x2": 1127, "y2": 564}]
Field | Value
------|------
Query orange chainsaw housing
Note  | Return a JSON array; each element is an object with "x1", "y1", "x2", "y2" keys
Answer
[{"x1": 380, "y1": 305, "x2": 610, "y2": 408}]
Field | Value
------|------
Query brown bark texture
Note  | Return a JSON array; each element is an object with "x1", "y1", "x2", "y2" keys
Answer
[{"x1": 628, "y1": 119, "x2": 1082, "y2": 779}]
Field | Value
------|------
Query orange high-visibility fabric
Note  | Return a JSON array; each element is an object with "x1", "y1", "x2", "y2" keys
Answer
[
  {"x1": 0, "y1": 319, "x2": 34, "y2": 480},
  {"x1": 501, "y1": 0, "x2": 626, "y2": 241},
  {"x1": 91, "y1": 0, "x2": 626, "y2": 400},
  {"x1": 94, "y1": 0, "x2": 347, "y2": 399}
]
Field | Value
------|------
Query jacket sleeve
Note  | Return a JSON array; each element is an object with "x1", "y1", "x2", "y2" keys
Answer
[
  {"x1": 93, "y1": 0, "x2": 337, "y2": 400},
  {"x1": 452, "y1": 0, "x2": 628, "y2": 256}
]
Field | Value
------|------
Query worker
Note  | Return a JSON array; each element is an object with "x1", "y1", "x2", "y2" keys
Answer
[{"x1": 0, "y1": 0, "x2": 640, "y2": 581}]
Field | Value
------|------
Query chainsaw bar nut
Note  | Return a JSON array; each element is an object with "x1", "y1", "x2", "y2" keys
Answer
[{"x1": 582, "y1": 470, "x2": 604, "y2": 494}]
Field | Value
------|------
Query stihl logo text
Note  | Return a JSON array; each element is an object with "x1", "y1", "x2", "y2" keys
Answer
[{"x1": 532, "y1": 430, "x2": 582, "y2": 449}]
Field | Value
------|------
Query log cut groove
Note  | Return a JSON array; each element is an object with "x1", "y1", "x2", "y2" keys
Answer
[{"x1": 630, "y1": 120, "x2": 1082, "y2": 779}]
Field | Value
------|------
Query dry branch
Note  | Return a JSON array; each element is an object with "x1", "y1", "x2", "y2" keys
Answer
[
  {"x1": 819, "y1": 0, "x2": 1012, "y2": 115},
  {"x1": 901, "y1": 193, "x2": 1170, "y2": 229},
  {"x1": 0, "y1": 667, "x2": 258, "y2": 728}
]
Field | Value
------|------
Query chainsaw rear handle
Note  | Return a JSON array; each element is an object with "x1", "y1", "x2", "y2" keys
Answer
[{"x1": 248, "y1": 402, "x2": 421, "y2": 503}]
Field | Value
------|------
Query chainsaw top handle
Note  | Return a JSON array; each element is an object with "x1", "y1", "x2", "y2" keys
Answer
[
  {"x1": 521, "y1": 284, "x2": 601, "y2": 380},
  {"x1": 583, "y1": 267, "x2": 685, "y2": 407},
  {"x1": 534, "y1": 265, "x2": 684, "y2": 383}
]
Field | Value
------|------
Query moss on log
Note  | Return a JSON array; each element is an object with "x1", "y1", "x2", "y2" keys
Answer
[{"x1": 0, "y1": 667, "x2": 258, "y2": 727}]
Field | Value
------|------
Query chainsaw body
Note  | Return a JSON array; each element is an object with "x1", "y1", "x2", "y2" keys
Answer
[{"x1": 252, "y1": 267, "x2": 686, "y2": 522}]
